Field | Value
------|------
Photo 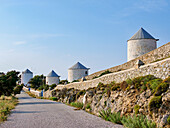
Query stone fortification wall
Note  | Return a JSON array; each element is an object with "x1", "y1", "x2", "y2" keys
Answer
[
  {"x1": 85, "y1": 42, "x2": 170, "y2": 80},
  {"x1": 57, "y1": 58, "x2": 170, "y2": 90},
  {"x1": 23, "y1": 86, "x2": 41, "y2": 97}
]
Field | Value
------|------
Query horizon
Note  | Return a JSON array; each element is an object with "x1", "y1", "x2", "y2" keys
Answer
[{"x1": 0, "y1": 0, "x2": 170, "y2": 79}]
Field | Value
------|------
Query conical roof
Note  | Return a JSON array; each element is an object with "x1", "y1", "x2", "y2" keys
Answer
[
  {"x1": 47, "y1": 70, "x2": 60, "y2": 77},
  {"x1": 69, "y1": 62, "x2": 89, "y2": 70},
  {"x1": 23, "y1": 69, "x2": 33, "y2": 74},
  {"x1": 129, "y1": 28, "x2": 158, "y2": 41}
]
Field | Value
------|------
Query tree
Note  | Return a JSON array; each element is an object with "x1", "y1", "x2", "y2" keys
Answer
[
  {"x1": 0, "y1": 71, "x2": 19, "y2": 96},
  {"x1": 28, "y1": 75, "x2": 45, "y2": 90}
]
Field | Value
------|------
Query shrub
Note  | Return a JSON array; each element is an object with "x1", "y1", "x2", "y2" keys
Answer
[
  {"x1": 59, "y1": 80, "x2": 68, "y2": 85},
  {"x1": 111, "y1": 85, "x2": 120, "y2": 91},
  {"x1": 49, "y1": 97, "x2": 58, "y2": 101},
  {"x1": 72, "y1": 80, "x2": 79, "y2": 83},
  {"x1": 132, "y1": 75, "x2": 156, "y2": 89},
  {"x1": 38, "y1": 84, "x2": 49, "y2": 91},
  {"x1": 149, "y1": 96, "x2": 162, "y2": 112},
  {"x1": 99, "y1": 109, "x2": 111, "y2": 121},
  {"x1": 134, "y1": 105, "x2": 140, "y2": 114},
  {"x1": 93, "y1": 76, "x2": 99, "y2": 79},
  {"x1": 126, "y1": 78, "x2": 133, "y2": 85},
  {"x1": 13, "y1": 84, "x2": 23, "y2": 95},
  {"x1": 167, "y1": 115, "x2": 170, "y2": 125},
  {"x1": 0, "y1": 96, "x2": 18, "y2": 122},
  {"x1": 120, "y1": 81, "x2": 128, "y2": 91},
  {"x1": 99, "y1": 70, "x2": 112, "y2": 77},
  {"x1": 86, "y1": 103, "x2": 91, "y2": 109},
  {"x1": 108, "y1": 112, "x2": 122, "y2": 124},
  {"x1": 97, "y1": 82, "x2": 105, "y2": 88},
  {"x1": 154, "y1": 82, "x2": 169, "y2": 96},
  {"x1": 147, "y1": 79, "x2": 162, "y2": 92},
  {"x1": 121, "y1": 114, "x2": 156, "y2": 128},
  {"x1": 109, "y1": 81, "x2": 116, "y2": 87},
  {"x1": 76, "y1": 90, "x2": 86, "y2": 99},
  {"x1": 103, "y1": 87, "x2": 111, "y2": 97},
  {"x1": 50, "y1": 84, "x2": 57, "y2": 90},
  {"x1": 141, "y1": 85, "x2": 147, "y2": 92},
  {"x1": 70, "y1": 102, "x2": 83, "y2": 109}
]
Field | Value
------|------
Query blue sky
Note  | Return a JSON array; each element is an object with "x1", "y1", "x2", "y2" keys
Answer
[{"x1": 0, "y1": 0, "x2": 170, "y2": 79}]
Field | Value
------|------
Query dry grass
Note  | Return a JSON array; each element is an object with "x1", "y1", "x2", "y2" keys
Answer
[{"x1": 0, "y1": 96, "x2": 18, "y2": 123}]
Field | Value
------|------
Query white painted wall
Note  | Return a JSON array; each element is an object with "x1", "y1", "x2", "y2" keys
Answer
[
  {"x1": 46, "y1": 77, "x2": 60, "y2": 85},
  {"x1": 68, "y1": 69, "x2": 88, "y2": 82},
  {"x1": 21, "y1": 73, "x2": 33, "y2": 86},
  {"x1": 128, "y1": 39, "x2": 157, "y2": 61}
]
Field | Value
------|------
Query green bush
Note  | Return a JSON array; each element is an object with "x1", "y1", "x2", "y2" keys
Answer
[
  {"x1": 141, "y1": 85, "x2": 147, "y2": 92},
  {"x1": 13, "y1": 84, "x2": 23, "y2": 95},
  {"x1": 147, "y1": 79, "x2": 162, "y2": 92},
  {"x1": 132, "y1": 75, "x2": 156, "y2": 89},
  {"x1": 99, "y1": 70, "x2": 112, "y2": 77},
  {"x1": 59, "y1": 79, "x2": 68, "y2": 85},
  {"x1": 49, "y1": 97, "x2": 58, "y2": 101},
  {"x1": 111, "y1": 85, "x2": 120, "y2": 91},
  {"x1": 167, "y1": 115, "x2": 170, "y2": 125},
  {"x1": 134, "y1": 105, "x2": 140, "y2": 114},
  {"x1": 99, "y1": 109, "x2": 111, "y2": 121},
  {"x1": 99, "y1": 109, "x2": 122, "y2": 123},
  {"x1": 154, "y1": 82, "x2": 169, "y2": 96},
  {"x1": 120, "y1": 81, "x2": 128, "y2": 91},
  {"x1": 108, "y1": 112, "x2": 122, "y2": 124},
  {"x1": 70, "y1": 102, "x2": 83, "y2": 109},
  {"x1": 38, "y1": 84, "x2": 49, "y2": 91},
  {"x1": 76, "y1": 90, "x2": 86, "y2": 99},
  {"x1": 93, "y1": 76, "x2": 99, "y2": 79},
  {"x1": 121, "y1": 114, "x2": 156, "y2": 128},
  {"x1": 72, "y1": 80, "x2": 79, "y2": 83},
  {"x1": 86, "y1": 103, "x2": 91, "y2": 109},
  {"x1": 126, "y1": 78, "x2": 133, "y2": 85},
  {"x1": 149, "y1": 96, "x2": 162, "y2": 112},
  {"x1": 50, "y1": 84, "x2": 57, "y2": 90}
]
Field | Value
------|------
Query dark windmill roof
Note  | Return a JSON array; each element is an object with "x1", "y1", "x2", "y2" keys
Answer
[
  {"x1": 47, "y1": 70, "x2": 60, "y2": 77},
  {"x1": 23, "y1": 69, "x2": 33, "y2": 74},
  {"x1": 129, "y1": 28, "x2": 159, "y2": 41},
  {"x1": 69, "y1": 62, "x2": 89, "y2": 70}
]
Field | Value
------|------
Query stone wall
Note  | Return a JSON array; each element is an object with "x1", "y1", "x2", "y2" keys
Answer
[
  {"x1": 85, "y1": 42, "x2": 170, "y2": 80},
  {"x1": 57, "y1": 58, "x2": 170, "y2": 90},
  {"x1": 23, "y1": 86, "x2": 41, "y2": 97}
]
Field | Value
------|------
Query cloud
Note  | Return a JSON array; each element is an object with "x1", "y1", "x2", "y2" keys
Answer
[{"x1": 13, "y1": 41, "x2": 27, "y2": 45}]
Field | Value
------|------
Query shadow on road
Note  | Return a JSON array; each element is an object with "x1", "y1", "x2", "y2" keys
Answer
[
  {"x1": 18, "y1": 102, "x2": 61, "y2": 105},
  {"x1": 19, "y1": 97, "x2": 33, "y2": 99},
  {"x1": 12, "y1": 111, "x2": 43, "y2": 114}
]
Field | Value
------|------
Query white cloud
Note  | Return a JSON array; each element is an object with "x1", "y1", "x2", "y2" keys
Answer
[{"x1": 13, "y1": 41, "x2": 27, "y2": 45}]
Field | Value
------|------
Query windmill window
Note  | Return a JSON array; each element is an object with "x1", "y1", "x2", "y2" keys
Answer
[{"x1": 85, "y1": 71, "x2": 88, "y2": 74}]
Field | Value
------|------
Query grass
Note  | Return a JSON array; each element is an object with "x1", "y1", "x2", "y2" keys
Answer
[
  {"x1": 70, "y1": 102, "x2": 84, "y2": 109},
  {"x1": 99, "y1": 109, "x2": 157, "y2": 128},
  {"x1": 0, "y1": 96, "x2": 18, "y2": 123}
]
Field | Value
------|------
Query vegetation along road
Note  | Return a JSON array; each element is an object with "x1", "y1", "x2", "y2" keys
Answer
[{"x1": 0, "y1": 91, "x2": 123, "y2": 128}]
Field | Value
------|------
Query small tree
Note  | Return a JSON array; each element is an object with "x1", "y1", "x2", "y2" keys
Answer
[
  {"x1": 0, "y1": 71, "x2": 19, "y2": 96},
  {"x1": 29, "y1": 75, "x2": 44, "y2": 90}
]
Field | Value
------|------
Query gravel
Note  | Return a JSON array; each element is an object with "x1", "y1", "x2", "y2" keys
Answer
[{"x1": 0, "y1": 91, "x2": 124, "y2": 128}]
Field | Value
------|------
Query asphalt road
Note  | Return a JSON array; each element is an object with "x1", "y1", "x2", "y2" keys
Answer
[{"x1": 0, "y1": 91, "x2": 123, "y2": 128}]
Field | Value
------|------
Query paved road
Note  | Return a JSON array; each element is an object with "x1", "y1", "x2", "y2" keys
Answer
[{"x1": 0, "y1": 91, "x2": 123, "y2": 128}]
